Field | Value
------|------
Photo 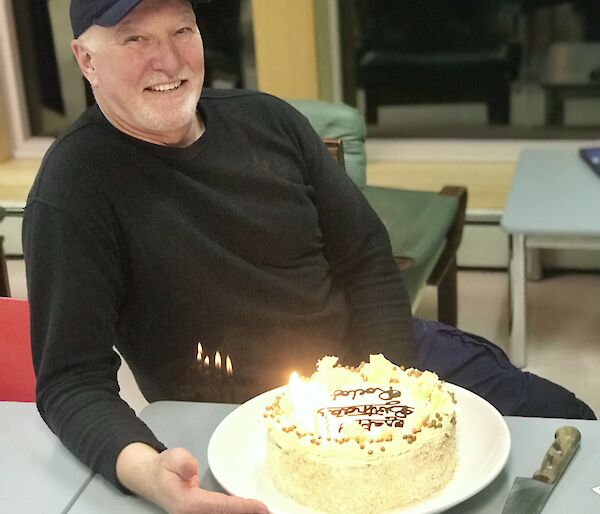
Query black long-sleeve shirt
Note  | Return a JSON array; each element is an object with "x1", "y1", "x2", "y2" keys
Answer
[{"x1": 23, "y1": 89, "x2": 414, "y2": 488}]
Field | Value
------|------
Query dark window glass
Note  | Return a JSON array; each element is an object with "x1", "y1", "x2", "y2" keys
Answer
[{"x1": 338, "y1": 0, "x2": 600, "y2": 139}]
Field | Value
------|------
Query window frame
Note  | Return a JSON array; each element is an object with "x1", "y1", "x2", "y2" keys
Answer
[{"x1": 0, "y1": 0, "x2": 54, "y2": 158}]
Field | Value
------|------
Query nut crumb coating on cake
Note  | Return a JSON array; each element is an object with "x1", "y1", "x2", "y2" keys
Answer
[{"x1": 264, "y1": 354, "x2": 458, "y2": 514}]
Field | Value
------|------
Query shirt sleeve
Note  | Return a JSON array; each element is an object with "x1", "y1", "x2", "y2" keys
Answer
[
  {"x1": 23, "y1": 198, "x2": 166, "y2": 491},
  {"x1": 285, "y1": 106, "x2": 416, "y2": 366}
]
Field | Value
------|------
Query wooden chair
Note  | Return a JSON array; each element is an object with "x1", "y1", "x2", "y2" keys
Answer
[
  {"x1": 0, "y1": 297, "x2": 35, "y2": 401},
  {"x1": 295, "y1": 101, "x2": 467, "y2": 325}
]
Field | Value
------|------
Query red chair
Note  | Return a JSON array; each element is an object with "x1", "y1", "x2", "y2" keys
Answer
[{"x1": 0, "y1": 297, "x2": 35, "y2": 401}]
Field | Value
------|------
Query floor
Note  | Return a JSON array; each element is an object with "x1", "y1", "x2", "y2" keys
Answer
[{"x1": 7, "y1": 258, "x2": 600, "y2": 416}]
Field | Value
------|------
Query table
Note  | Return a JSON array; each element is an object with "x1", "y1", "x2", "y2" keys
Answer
[
  {"x1": 68, "y1": 402, "x2": 234, "y2": 513},
  {"x1": 501, "y1": 148, "x2": 600, "y2": 367},
  {"x1": 447, "y1": 417, "x2": 600, "y2": 514},
  {"x1": 541, "y1": 43, "x2": 600, "y2": 125},
  {"x1": 68, "y1": 401, "x2": 600, "y2": 513},
  {"x1": 0, "y1": 401, "x2": 93, "y2": 513}
]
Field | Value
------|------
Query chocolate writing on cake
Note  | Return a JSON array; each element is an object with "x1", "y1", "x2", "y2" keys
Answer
[
  {"x1": 332, "y1": 386, "x2": 401, "y2": 402},
  {"x1": 318, "y1": 386, "x2": 414, "y2": 431}
]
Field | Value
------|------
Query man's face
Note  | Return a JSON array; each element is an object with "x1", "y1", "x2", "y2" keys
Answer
[{"x1": 75, "y1": 0, "x2": 204, "y2": 145}]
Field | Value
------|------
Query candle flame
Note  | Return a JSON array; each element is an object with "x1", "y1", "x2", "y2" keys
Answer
[
  {"x1": 215, "y1": 351, "x2": 222, "y2": 371},
  {"x1": 203, "y1": 355, "x2": 210, "y2": 369},
  {"x1": 289, "y1": 371, "x2": 300, "y2": 387},
  {"x1": 226, "y1": 355, "x2": 233, "y2": 376},
  {"x1": 287, "y1": 371, "x2": 330, "y2": 435},
  {"x1": 196, "y1": 342, "x2": 203, "y2": 362}
]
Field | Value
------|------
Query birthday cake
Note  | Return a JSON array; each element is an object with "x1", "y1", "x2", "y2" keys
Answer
[{"x1": 264, "y1": 354, "x2": 457, "y2": 514}]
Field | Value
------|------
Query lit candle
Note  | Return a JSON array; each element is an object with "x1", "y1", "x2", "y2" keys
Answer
[
  {"x1": 215, "y1": 351, "x2": 222, "y2": 373},
  {"x1": 215, "y1": 351, "x2": 224, "y2": 402},
  {"x1": 224, "y1": 355, "x2": 236, "y2": 404},
  {"x1": 203, "y1": 354, "x2": 210, "y2": 376},
  {"x1": 196, "y1": 342, "x2": 204, "y2": 372},
  {"x1": 288, "y1": 372, "x2": 330, "y2": 436}
]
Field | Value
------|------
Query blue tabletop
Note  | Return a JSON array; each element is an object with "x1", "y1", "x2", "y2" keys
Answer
[
  {"x1": 447, "y1": 417, "x2": 600, "y2": 513},
  {"x1": 68, "y1": 402, "x2": 233, "y2": 514},
  {"x1": 66, "y1": 401, "x2": 600, "y2": 514},
  {"x1": 0, "y1": 402, "x2": 93, "y2": 513},
  {"x1": 501, "y1": 148, "x2": 600, "y2": 236}
]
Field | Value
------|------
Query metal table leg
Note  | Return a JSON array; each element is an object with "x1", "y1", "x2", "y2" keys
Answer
[
  {"x1": 509, "y1": 234, "x2": 527, "y2": 367},
  {"x1": 526, "y1": 247, "x2": 543, "y2": 281}
]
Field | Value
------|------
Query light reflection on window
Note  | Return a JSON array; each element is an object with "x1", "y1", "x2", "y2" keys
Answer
[{"x1": 338, "y1": 0, "x2": 600, "y2": 139}]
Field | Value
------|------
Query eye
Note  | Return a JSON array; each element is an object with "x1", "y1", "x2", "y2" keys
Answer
[
  {"x1": 175, "y1": 27, "x2": 194, "y2": 35},
  {"x1": 125, "y1": 35, "x2": 145, "y2": 43}
]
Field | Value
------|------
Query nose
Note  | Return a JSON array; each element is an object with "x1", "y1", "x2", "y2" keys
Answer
[{"x1": 149, "y1": 38, "x2": 184, "y2": 75}]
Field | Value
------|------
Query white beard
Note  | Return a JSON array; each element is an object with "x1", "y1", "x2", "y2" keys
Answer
[{"x1": 132, "y1": 88, "x2": 201, "y2": 135}]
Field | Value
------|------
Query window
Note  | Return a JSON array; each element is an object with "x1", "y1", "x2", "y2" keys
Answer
[
  {"x1": 338, "y1": 0, "x2": 600, "y2": 141},
  {"x1": 0, "y1": 0, "x2": 255, "y2": 157}
]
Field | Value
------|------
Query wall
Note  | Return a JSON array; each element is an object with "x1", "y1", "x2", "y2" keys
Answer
[
  {"x1": 0, "y1": 64, "x2": 11, "y2": 161},
  {"x1": 251, "y1": 0, "x2": 333, "y2": 100}
]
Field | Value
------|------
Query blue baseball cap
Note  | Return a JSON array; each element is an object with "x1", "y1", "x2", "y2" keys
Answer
[{"x1": 70, "y1": 0, "x2": 211, "y2": 38}]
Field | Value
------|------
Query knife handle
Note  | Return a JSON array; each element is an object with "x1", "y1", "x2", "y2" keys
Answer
[{"x1": 533, "y1": 426, "x2": 581, "y2": 484}]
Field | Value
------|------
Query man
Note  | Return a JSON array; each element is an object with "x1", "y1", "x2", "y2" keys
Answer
[{"x1": 23, "y1": 1, "x2": 594, "y2": 513}]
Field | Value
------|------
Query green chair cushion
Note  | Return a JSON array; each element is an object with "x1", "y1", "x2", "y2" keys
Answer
[
  {"x1": 286, "y1": 99, "x2": 367, "y2": 188},
  {"x1": 284, "y1": 98, "x2": 462, "y2": 313},
  {"x1": 400, "y1": 239, "x2": 445, "y2": 306},
  {"x1": 362, "y1": 186, "x2": 458, "y2": 265}
]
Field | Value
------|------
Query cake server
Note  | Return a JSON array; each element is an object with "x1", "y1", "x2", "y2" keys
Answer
[{"x1": 501, "y1": 425, "x2": 581, "y2": 514}]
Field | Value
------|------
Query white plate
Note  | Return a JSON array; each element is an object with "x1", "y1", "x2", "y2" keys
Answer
[{"x1": 207, "y1": 384, "x2": 510, "y2": 514}]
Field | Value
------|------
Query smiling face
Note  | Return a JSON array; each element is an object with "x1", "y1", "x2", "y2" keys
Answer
[{"x1": 72, "y1": 0, "x2": 205, "y2": 146}]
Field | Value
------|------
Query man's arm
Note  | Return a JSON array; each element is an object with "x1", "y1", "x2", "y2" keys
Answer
[
  {"x1": 286, "y1": 104, "x2": 416, "y2": 365},
  {"x1": 24, "y1": 198, "x2": 167, "y2": 482},
  {"x1": 24, "y1": 192, "x2": 268, "y2": 513},
  {"x1": 116, "y1": 443, "x2": 268, "y2": 514}
]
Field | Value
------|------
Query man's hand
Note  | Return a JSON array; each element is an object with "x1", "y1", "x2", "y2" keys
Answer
[{"x1": 117, "y1": 443, "x2": 269, "y2": 514}]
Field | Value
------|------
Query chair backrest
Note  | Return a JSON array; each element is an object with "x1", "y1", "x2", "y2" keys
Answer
[
  {"x1": 355, "y1": 0, "x2": 507, "y2": 53},
  {"x1": 0, "y1": 206, "x2": 10, "y2": 297},
  {"x1": 0, "y1": 297, "x2": 35, "y2": 401},
  {"x1": 286, "y1": 99, "x2": 367, "y2": 189},
  {"x1": 0, "y1": 236, "x2": 9, "y2": 297}
]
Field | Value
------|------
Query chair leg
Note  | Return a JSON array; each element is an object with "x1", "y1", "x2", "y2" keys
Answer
[
  {"x1": 436, "y1": 255, "x2": 457, "y2": 327},
  {"x1": 364, "y1": 89, "x2": 379, "y2": 124},
  {"x1": 427, "y1": 186, "x2": 466, "y2": 326},
  {"x1": 0, "y1": 237, "x2": 10, "y2": 297},
  {"x1": 487, "y1": 88, "x2": 510, "y2": 125}
]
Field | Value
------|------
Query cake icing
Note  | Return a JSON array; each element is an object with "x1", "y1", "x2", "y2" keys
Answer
[{"x1": 264, "y1": 354, "x2": 457, "y2": 514}]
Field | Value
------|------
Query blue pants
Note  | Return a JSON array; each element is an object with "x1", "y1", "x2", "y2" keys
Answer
[{"x1": 413, "y1": 318, "x2": 596, "y2": 420}]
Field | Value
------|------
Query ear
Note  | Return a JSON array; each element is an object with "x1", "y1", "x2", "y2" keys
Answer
[{"x1": 71, "y1": 39, "x2": 98, "y2": 88}]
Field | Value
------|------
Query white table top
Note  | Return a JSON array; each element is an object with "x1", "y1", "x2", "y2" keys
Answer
[
  {"x1": 501, "y1": 148, "x2": 600, "y2": 236},
  {"x1": 68, "y1": 401, "x2": 600, "y2": 514},
  {"x1": 0, "y1": 401, "x2": 93, "y2": 513}
]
